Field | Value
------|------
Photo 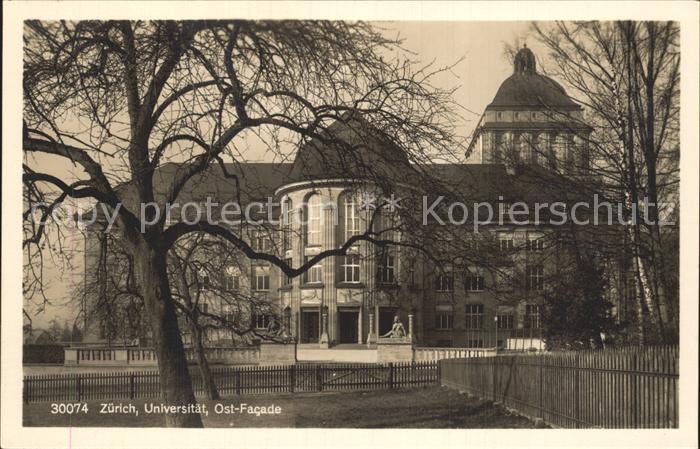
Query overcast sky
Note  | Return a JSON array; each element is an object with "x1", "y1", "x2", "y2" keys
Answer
[{"x1": 27, "y1": 21, "x2": 541, "y2": 329}]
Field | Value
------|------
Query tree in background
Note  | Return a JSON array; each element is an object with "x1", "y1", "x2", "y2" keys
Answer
[{"x1": 542, "y1": 249, "x2": 617, "y2": 350}]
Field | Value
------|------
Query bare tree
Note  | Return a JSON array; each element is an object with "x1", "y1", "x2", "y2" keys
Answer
[
  {"x1": 22, "y1": 20, "x2": 462, "y2": 427},
  {"x1": 167, "y1": 233, "x2": 284, "y2": 400},
  {"x1": 531, "y1": 21, "x2": 680, "y2": 344}
]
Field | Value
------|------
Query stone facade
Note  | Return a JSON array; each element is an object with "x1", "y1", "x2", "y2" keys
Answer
[{"x1": 82, "y1": 46, "x2": 606, "y2": 352}]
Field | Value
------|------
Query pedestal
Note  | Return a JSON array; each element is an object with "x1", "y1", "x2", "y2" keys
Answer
[
  {"x1": 376, "y1": 337, "x2": 414, "y2": 363},
  {"x1": 366, "y1": 312, "x2": 377, "y2": 347},
  {"x1": 319, "y1": 312, "x2": 330, "y2": 349},
  {"x1": 259, "y1": 341, "x2": 297, "y2": 365},
  {"x1": 64, "y1": 348, "x2": 78, "y2": 365}
]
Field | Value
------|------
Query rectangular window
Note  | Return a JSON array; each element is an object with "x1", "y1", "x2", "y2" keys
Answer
[
  {"x1": 283, "y1": 258, "x2": 293, "y2": 286},
  {"x1": 526, "y1": 265, "x2": 544, "y2": 290},
  {"x1": 466, "y1": 339, "x2": 484, "y2": 348},
  {"x1": 465, "y1": 268, "x2": 485, "y2": 291},
  {"x1": 378, "y1": 254, "x2": 395, "y2": 284},
  {"x1": 498, "y1": 232, "x2": 514, "y2": 251},
  {"x1": 303, "y1": 256, "x2": 323, "y2": 284},
  {"x1": 253, "y1": 267, "x2": 270, "y2": 291},
  {"x1": 465, "y1": 304, "x2": 484, "y2": 329},
  {"x1": 524, "y1": 304, "x2": 541, "y2": 329},
  {"x1": 526, "y1": 237, "x2": 545, "y2": 251},
  {"x1": 341, "y1": 254, "x2": 361, "y2": 283},
  {"x1": 435, "y1": 313, "x2": 454, "y2": 330},
  {"x1": 496, "y1": 314, "x2": 514, "y2": 329},
  {"x1": 251, "y1": 232, "x2": 271, "y2": 252},
  {"x1": 199, "y1": 302, "x2": 209, "y2": 314},
  {"x1": 254, "y1": 314, "x2": 271, "y2": 330},
  {"x1": 224, "y1": 274, "x2": 240, "y2": 291},
  {"x1": 435, "y1": 270, "x2": 454, "y2": 292}
]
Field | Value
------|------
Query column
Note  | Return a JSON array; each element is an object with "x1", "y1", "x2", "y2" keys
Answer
[
  {"x1": 322, "y1": 203, "x2": 336, "y2": 345},
  {"x1": 408, "y1": 313, "x2": 414, "y2": 342},
  {"x1": 293, "y1": 207, "x2": 303, "y2": 341},
  {"x1": 357, "y1": 309, "x2": 363, "y2": 344}
]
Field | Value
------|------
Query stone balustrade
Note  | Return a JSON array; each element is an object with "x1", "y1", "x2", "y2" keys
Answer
[
  {"x1": 64, "y1": 346, "x2": 262, "y2": 366},
  {"x1": 413, "y1": 347, "x2": 497, "y2": 362}
]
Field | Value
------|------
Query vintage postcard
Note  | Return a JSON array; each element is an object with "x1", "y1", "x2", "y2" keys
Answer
[{"x1": 2, "y1": 1, "x2": 698, "y2": 448}]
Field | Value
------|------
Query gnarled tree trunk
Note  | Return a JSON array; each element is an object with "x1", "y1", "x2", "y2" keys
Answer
[{"x1": 133, "y1": 241, "x2": 203, "y2": 428}]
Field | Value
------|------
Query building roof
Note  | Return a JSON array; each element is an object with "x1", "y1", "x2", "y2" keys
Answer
[
  {"x1": 486, "y1": 46, "x2": 581, "y2": 111},
  {"x1": 114, "y1": 162, "x2": 293, "y2": 211},
  {"x1": 423, "y1": 163, "x2": 594, "y2": 205},
  {"x1": 286, "y1": 112, "x2": 416, "y2": 188},
  {"x1": 98, "y1": 113, "x2": 593, "y2": 225}
]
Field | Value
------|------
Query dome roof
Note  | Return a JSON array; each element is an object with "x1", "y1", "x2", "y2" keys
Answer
[{"x1": 486, "y1": 46, "x2": 580, "y2": 110}]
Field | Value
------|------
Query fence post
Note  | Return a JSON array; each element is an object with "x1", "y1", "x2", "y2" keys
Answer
[
  {"x1": 316, "y1": 365, "x2": 322, "y2": 392},
  {"x1": 129, "y1": 373, "x2": 135, "y2": 399},
  {"x1": 235, "y1": 369, "x2": 241, "y2": 395},
  {"x1": 492, "y1": 356, "x2": 497, "y2": 401},
  {"x1": 23, "y1": 378, "x2": 28, "y2": 404},
  {"x1": 633, "y1": 352, "x2": 639, "y2": 428},
  {"x1": 289, "y1": 365, "x2": 295, "y2": 393},
  {"x1": 574, "y1": 353, "x2": 580, "y2": 427},
  {"x1": 436, "y1": 360, "x2": 442, "y2": 385},
  {"x1": 76, "y1": 375, "x2": 82, "y2": 401},
  {"x1": 388, "y1": 363, "x2": 394, "y2": 390},
  {"x1": 538, "y1": 355, "x2": 543, "y2": 419}
]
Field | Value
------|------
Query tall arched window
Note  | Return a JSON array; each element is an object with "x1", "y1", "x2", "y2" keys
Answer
[
  {"x1": 282, "y1": 197, "x2": 293, "y2": 252},
  {"x1": 493, "y1": 132, "x2": 504, "y2": 163},
  {"x1": 554, "y1": 133, "x2": 568, "y2": 170},
  {"x1": 305, "y1": 193, "x2": 321, "y2": 246},
  {"x1": 339, "y1": 191, "x2": 362, "y2": 242},
  {"x1": 533, "y1": 132, "x2": 548, "y2": 165}
]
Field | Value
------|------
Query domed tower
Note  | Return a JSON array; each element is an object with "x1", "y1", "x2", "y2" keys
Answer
[{"x1": 467, "y1": 45, "x2": 591, "y2": 172}]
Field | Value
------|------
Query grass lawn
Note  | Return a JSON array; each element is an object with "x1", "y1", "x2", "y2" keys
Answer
[{"x1": 23, "y1": 386, "x2": 538, "y2": 428}]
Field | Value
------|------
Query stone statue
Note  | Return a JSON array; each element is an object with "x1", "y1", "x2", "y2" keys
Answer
[
  {"x1": 266, "y1": 316, "x2": 282, "y2": 336},
  {"x1": 381, "y1": 315, "x2": 406, "y2": 338}
]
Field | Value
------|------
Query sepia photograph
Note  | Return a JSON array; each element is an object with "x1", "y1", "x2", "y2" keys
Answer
[{"x1": 2, "y1": 2, "x2": 698, "y2": 449}]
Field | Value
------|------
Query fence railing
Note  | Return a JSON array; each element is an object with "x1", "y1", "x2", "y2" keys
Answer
[
  {"x1": 23, "y1": 361, "x2": 438, "y2": 403},
  {"x1": 439, "y1": 345, "x2": 678, "y2": 428}
]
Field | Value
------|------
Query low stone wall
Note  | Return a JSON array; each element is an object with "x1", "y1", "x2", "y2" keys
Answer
[{"x1": 258, "y1": 342, "x2": 297, "y2": 365}]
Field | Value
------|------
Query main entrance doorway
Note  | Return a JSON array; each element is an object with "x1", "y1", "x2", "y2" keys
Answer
[
  {"x1": 378, "y1": 307, "x2": 398, "y2": 337},
  {"x1": 300, "y1": 310, "x2": 319, "y2": 343},
  {"x1": 338, "y1": 310, "x2": 359, "y2": 344}
]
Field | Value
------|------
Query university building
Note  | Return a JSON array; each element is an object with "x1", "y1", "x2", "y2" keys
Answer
[{"x1": 84, "y1": 46, "x2": 600, "y2": 350}]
